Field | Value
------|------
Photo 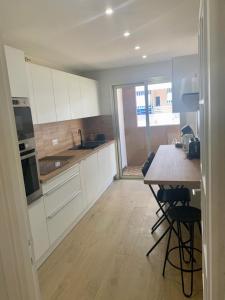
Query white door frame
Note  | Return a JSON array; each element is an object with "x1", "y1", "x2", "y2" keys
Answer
[
  {"x1": 0, "y1": 39, "x2": 40, "y2": 299},
  {"x1": 112, "y1": 82, "x2": 151, "y2": 178}
]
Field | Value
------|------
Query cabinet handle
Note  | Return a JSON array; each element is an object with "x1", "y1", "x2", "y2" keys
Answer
[
  {"x1": 45, "y1": 172, "x2": 80, "y2": 196},
  {"x1": 47, "y1": 190, "x2": 81, "y2": 219}
]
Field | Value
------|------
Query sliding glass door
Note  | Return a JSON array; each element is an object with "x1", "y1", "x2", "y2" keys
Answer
[
  {"x1": 114, "y1": 83, "x2": 150, "y2": 178},
  {"x1": 114, "y1": 81, "x2": 180, "y2": 178}
]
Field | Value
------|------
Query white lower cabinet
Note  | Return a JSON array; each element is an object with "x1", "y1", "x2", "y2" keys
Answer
[
  {"x1": 109, "y1": 143, "x2": 117, "y2": 178},
  {"x1": 82, "y1": 152, "x2": 99, "y2": 205},
  {"x1": 28, "y1": 197, "x2": 50, "y2": 262},
  {"x1": 43, "y1": 164, "x2": 82, "y2": 245},
  {"x1": 28, "y1": 142, "x2": 116, "y2": 266},
  {"x1": 98, "y1": 146, "x2": 111, "y2": 194},
  {"x1": 98, "y1": 143, "x2": 117, "y2": 195},
  {"x1": 47, "y1": 192, "x2": 82, "y2": 245}
]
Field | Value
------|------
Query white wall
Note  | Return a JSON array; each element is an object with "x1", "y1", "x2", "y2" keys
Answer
[
  {"x1": 0, "y1": 39, "x2": 40, "y2": 300},
  {"x1": 172, "y1": 54, "x2": 199, "y2": 113},
  {"x1": 205, "y1": 0, "x2": 225, "y2": 299},
  {"x1": 83, "y1": 55, "x2": 198, "y2": 114},
  {"x1": 116, "y1": 88, "x2": 127, "y2": 169},
  {"x1": 84, "y1": 60, "x2": 173, "y2": 115}
]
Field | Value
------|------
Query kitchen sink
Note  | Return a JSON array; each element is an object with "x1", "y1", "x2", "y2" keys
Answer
[{"x1": 69, "y1": 141, "x2": 106, "y2": 150}]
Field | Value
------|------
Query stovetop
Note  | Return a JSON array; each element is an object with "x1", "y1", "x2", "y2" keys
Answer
[{"x1": 39, "y1": 156, "x2": 73, "y2": 175}]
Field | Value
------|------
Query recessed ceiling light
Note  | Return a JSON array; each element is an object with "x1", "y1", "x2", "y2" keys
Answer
[
  {"x1": 142, "y1": 55, "x2": 147, "y2": 59},
  {"x1": 123, "y1": 31, "x2": 130, "y2": 37},
  {"x1": 134, "y1": 45, "x2": 140, "y2": 50},
  {"x1": 105, "y1": 8, "x2": 114, "y2": 15}
]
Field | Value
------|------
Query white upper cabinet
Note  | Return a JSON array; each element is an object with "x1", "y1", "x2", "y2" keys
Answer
[
  {"x1": 24, "y1": 61, "x2": 100, "y2": 124},
  {"x1": 4, "y1": 45, "x2": 29, "y2": 98},
  {"x1": 80, "y1": 77, "x2": 100, "y2": 118},
  {"x1": 29, "y1": 63, "x2": 57, "y2": 124},
  {"x1": 67, "y1": 74, "x2": 83, "y2": 119},
  {"x1": 52, "y1": 69, "x2": 70, "y2": 121}
]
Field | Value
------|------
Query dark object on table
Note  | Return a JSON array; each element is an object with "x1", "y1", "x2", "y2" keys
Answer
[
  {"x1": 95, "y1": 133, "x2": 106, "y2": 142},
  {"x1": 187, "y1": 138, "x2": 200, "y2": 159},
  {"x1": 175, "y1": 142, "x2": 183, "y2": 148},
  {"x1": 181, "y1": 125, "x2": 194, "y2": 136}
]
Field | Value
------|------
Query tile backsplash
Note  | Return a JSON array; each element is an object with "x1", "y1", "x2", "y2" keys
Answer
[{"x1": 34, "y1": 115, "x2": 114, "y2": 159}]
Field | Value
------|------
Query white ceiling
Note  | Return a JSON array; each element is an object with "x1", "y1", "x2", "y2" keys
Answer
[{"x1": 0, "y1": 0, "x2": 200, "y2": 72}]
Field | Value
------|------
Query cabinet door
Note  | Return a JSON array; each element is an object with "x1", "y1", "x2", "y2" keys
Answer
[
  {"x1": 67, "y1": 74, "x2": 83, "y2": 119},
  {"x1": 30, "y1": 64, "x2": 56, "y2": 124},
  {"x1": 98, "y1": 145, "x2": 115, "y2": 195},
  {"x1": 28, "y1": 197, "x2": 50, "y2": 262},
  {"x1": 47, "y1": 192, "x2": 82, "y2": 245},
  {"x1": 52, "y1": 69, "x2": 71, "y2": 121},
  {"x1": 83, "y1": 153, "x2": 99, "y2": 205},
  {"x1": 4, "y1": 45, "x2": 29, "y2": 98},
  {"x1": 26, "y1": 63, "x2": 38, "y2": 124},
  {"x1": 109, "y1": 142, "x2": 117, "y2": 178},
  {"x1": 80, "y1": 77, "x2": 100, "y2": 118}
]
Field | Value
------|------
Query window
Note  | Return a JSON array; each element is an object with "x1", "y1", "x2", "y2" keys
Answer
[{"x1": 135, "y1": 82, "x2": 180, "y2": 127}]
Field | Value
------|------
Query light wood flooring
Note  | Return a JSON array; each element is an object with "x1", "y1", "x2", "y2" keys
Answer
[{"x1": 38, "y1": 180, "x2": 203, "y2": 300}]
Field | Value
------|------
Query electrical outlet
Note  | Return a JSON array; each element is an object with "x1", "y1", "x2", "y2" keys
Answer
[{"x1": 52, "y1": 139, "x2": 58, "y2": 146}]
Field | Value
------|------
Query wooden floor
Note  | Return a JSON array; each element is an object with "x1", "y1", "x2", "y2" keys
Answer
[{"x1": 38, "y1": 180, "x2": 203, "y2": 300}]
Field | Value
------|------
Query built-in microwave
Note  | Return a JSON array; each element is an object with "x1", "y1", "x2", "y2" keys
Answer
[
  {"x1": 13, "y1": 98, "x2": 34, "y2": 142},
  {"x1": 19, "y1": 139, "x2": 42, "y2": 205}
]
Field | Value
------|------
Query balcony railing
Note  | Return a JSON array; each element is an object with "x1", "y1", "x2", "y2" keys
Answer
[{"x1": 136, "y1": 105, "x2": 172, "y2": 115}]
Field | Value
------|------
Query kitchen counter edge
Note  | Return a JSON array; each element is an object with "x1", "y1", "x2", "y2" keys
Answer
[{"x1": 39, "y1": 140, "x2": 115, "y2": 183}]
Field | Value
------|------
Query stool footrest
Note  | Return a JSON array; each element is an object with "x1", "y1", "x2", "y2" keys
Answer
[{"x1": 167, "y1": 246, "x2": 202, "y2": 273}]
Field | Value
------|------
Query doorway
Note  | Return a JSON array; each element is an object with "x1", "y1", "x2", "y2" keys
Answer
[{"x1": 114, "y1": 82, "x2": 180, "y2": 178}]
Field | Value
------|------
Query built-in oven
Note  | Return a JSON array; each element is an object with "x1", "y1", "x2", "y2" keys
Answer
[
  {"x1": 13, "y1": 98, "x2": 34, "y2": 142},
  {"x1": 19, "y1": 139, "x2": 42, "y2": 205}
]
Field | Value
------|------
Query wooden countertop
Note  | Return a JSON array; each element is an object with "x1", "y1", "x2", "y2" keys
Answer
[
  {"x1": 144, "y1": 145, "x2": 201, "y2": 188},
  {"x1": 39, "y1": 140, "x2": 115, "y2": 183}
]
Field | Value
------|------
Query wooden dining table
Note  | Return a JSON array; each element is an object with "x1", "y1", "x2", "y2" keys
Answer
[
  {"x1": 144, "y1": 144, "x2": 201, "y2": 189},
  {"x1": 144, "y1": 144, "x2": 201, "y2": 256}
]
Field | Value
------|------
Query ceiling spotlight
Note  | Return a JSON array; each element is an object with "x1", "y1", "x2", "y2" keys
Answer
[
  {"x1": 134, "y1": 45, "x2": 140, "y2": 50},
  {"x1": 105, "y1": 8, "x2": 114, "y2": 15},
  {"x1": 142, "y1": 55, "x2": 147, "y2": 59},
  {"x1": 123, "y1": 31, "x2": 130, "y2": 37}
]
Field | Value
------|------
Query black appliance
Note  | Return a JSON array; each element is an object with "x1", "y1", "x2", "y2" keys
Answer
[
  {"x1": 187, "y1": 138, "x2": 200, "y2": 159},
  {"x1": 13, "y1": 98, "x2": 34, "y2": 141},
  {"x1": 19, "y1": 139, "x2": 42, "y2": 204},
  {"x1": 95, "y1": 133, "x2": 106, "y2": 142}
]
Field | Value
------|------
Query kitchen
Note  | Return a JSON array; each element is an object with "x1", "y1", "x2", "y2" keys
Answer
[
  {"x1": 0, "y1": 1, "x2": 225, "y2": 300},
  {"x1": 5, "y1": 45, "x2": 117, "y2": 268}
]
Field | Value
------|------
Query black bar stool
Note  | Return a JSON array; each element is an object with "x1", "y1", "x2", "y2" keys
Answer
[{"x1": 162, "y1": 206, "x2": 202, "y2": 298}]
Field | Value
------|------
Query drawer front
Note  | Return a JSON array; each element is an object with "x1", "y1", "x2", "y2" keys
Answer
[
  {"x1": 42, "y1": 164, "x2": 80, "y2": 194},
  {"x1": 47, "y1": 192, "x2": 82, "y2": 245},
  {"x1": 44, "y1": 172, "x2": 81, "y2": 216},
  {"x1": 28, "y1": 197, "x2": 50, "y2": 261}
]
